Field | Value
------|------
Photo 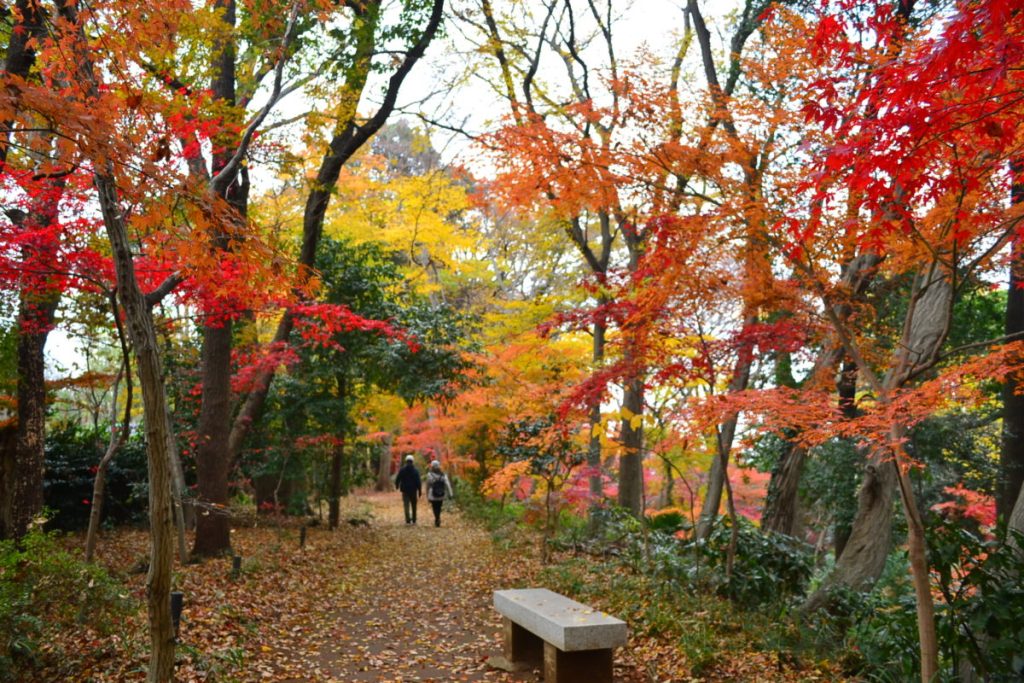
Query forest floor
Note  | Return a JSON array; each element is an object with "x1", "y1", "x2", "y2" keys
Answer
[{"x1": 38, "y1": 492, "x2": 843, "y2": 682}]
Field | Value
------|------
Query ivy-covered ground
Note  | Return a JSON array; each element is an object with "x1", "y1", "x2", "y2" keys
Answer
[{"x1": 20, "y1": 493, "x2": 851, "y2": 681}]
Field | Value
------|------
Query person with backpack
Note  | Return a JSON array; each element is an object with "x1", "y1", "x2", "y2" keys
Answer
[
  {"x1": 394, "y1": 454, "x2": 422, "y2": 524},
  {"x1": 424, "y1": 460, "x2": 454, "y2": 527}
]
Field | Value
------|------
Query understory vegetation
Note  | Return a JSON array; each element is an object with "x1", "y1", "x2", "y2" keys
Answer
[{"x1": 459, "y1": 483, "x2": 1024, "y2": 682}]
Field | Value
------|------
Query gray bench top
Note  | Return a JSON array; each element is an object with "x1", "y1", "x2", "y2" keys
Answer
[{"x1": 494, "y1": 588, "x2": 627, "y2": 651}]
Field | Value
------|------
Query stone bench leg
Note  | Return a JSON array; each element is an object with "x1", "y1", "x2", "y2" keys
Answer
[
  {"x1": 503, "y1": 617, "x2": 543, "y2": 666},
  {"x1": 543, "y1": 641, "x2": 613, "y2": 683}
]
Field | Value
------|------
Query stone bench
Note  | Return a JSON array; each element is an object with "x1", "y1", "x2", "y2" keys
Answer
[{"x1": 493, "y1": 588, "x2": 627, "y2": 683}]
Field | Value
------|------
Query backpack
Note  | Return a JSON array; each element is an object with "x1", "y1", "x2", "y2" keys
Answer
[{"x1": 430, "y1": 475, "x2": 446, "y2": 498}]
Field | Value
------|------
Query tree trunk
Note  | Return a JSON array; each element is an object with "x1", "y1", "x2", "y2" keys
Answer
[
  {"x1": 56, "y1": 0, "x2": 177, "y2": 669},
  {"x1": 894, "y1": 456, "x2": 939, "y2": 683},
  {"x1": 695, "y1": 340, "x2": 753, "y2": 540},
  {"x1": 193, "y1": 322, "x2": 234, "y2": 557},
  {"x1": 3, "y1": 294, "x2": 56, "y2": 540},
  {"x1": 618, "y1": 372, "x2": 644, "y2": 516},
  {"x1": 376, "y1": 433, "x2": 393, "y2": 492},
  {"x1": 166, "y1": 400, "x2": 191, "y2": 561},
  {"x1": 804, "y1": 457, "x2": 897, "y2": 611},
  {"x1": 587, "y1": 319, "x2": 606, "y2": 513},
  {"x1": 834, "y1": 359, "x2": 859, "y2": 559},
  {"x1": 999, "y1": 158, "x2": 1024, "y2": 522},
  {"x1": 761, "y1": 442, "x2": 807, "y2": 536},
  {"x1": 85, "y1": 359, "x2": 130, "y2": 563},
  {"x1": 192, "y1": 0, "x2": 241, "y2": 559},
  {"x1": 0, "y1": 177, "x2": 62, "y2": 540},
  {"x1": 94, "y1": 171, "x2": 177, "y2": 682},
  {"x1": 329, "y1": 375, "x2": 346, "y2": 530},
  {"x1": 1, "y1": 0, "x2": 47, "y2": 168}
]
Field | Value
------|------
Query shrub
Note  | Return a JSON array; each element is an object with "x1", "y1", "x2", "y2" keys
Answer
[
  {"x1": 645, "y1": 507, "x2": 688, "y2": 535},
  {"x1": 0, "y1": 530, "x2": 132, "y2": 679},
  {"x1": 694, "y1": 516, "x2": 814, "y2": 608},
  {"x1": 43, "y1": 423, "x2": 148, "y2": 530}
]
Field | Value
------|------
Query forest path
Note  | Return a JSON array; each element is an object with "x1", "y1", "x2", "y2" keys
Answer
[{"x1": 273, "y1": 491, "x2": 541, "y2": 683}]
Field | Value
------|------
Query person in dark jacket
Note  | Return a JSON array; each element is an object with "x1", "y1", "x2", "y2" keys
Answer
[
  {"x1": 394, "y1": 454, "x2": 422, "y2": 524},
  {"x1": 424, "y1": 460, "x2": 454, "y2": 527}
]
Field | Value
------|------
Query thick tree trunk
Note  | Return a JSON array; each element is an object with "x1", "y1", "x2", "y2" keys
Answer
[
  {"x1": 193, "y1": 0, "x2": 242, "y2": 557},
  {"x1": 3, "y1": 295, "x2": 56, "y2": 540},
  {"x1": 999, "y1": 159, "x2": 1024, "y2": 522},
  {"x1": 761, "y1": 442, "x2": 807, "y2": 536},
  {"x1": 618, "y1": 372, "x2": 644, "y2": 516},
  {"x1": 376, "y1": 433, "x2": 393, "y2": 492},
  {"x1": 0, "y1": 178, "x2": 62, "y2": 540},
  {"x1": 804, "y1": 458, "x2": 897, "y2": 611},
  {"x1": 588, "y1": 319, "x2": 606, "y2": 510},
  {"x1": 193, "y1": 322, "x2": 234, "y2": 557}
]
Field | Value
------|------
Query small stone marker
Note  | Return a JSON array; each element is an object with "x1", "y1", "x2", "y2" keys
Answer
[{"x1": 493, "y1": 588, "x2": 627, "y2": 683}]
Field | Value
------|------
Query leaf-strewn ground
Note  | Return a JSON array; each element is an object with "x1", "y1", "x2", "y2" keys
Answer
[{"x1": 34, "y1": 493, "x2": 843, "y2": 681}]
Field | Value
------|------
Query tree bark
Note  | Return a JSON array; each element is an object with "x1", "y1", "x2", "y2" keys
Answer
[
  {"x1": 85, "y1": 310, "x2": 131, "y2": 563},
  {"x1": 192, "y1": 0, "x2": 241, "y2": 558},
  {"x1": 761, "y1": 442, "x2": 807, "y2": 537},
  {"x1": 3, "y1": 292, "x2": 57, "y2": 540},
  {"x1": 587, "y1": 318, "x2": 606, "y2": 512},
  {"x1": 803, "y1": 458, "x2": 897, "y2": 611},
  {"x1": 695, "y1": 338, "x2": 753, "y2": 540},
  {"x1": 376, "y1": 433, "x2": 393, "y2": 492},
  {"x1": 329, "y1": 374, "x2": 346, "y2": 529},
  {"x1": 999, "y1": 158, "x2": 1024, "y2": 522},
  {"x1": 618, "y1": 232, "x2": 645, "y2": 517},
  {"x1": 95, "y1": 171, "x2": 177, "y2": 682},
  {"x1": 193, "y1": 322, "x2": 234, "y2": 556},
  {"x1": 618, "y1": 373, "x2": 644, "y2": 516}
]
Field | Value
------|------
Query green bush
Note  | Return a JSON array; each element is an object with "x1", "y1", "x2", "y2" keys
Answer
[
  {"x1": 0, "y1": 530, "x2": 132, "y2": 679},
  {"x1": 694, "y1": 516, "x2": 814, "y2": 608},
  {"x1": 43, "y1": 423, "x2": 149, "y2": 530},
  {"x1": 811, "y1": 525, "x2": 1024, "y2": 683}
]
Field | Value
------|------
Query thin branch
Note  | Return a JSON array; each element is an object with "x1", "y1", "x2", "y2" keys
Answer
[{"x1": 210, "y1": 1, "x2": 302, "y2": 196}]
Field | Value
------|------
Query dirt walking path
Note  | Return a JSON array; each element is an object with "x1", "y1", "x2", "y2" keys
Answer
[{"x1": 274, "y1": 492, "x2": 542, "y2": 682}]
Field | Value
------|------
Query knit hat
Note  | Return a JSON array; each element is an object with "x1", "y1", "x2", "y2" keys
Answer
[{"x1": 405, "y1": 455, "x2": 415, "y2": 462}]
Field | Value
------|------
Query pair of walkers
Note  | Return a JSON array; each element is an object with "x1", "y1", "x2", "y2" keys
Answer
[{"x1": 394, "y1": 455, "x2": 453, "y2": 527}]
